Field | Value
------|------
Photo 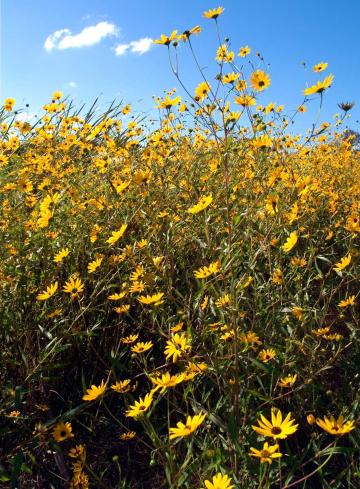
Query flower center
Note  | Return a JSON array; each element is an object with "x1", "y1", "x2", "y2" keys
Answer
[
  {"x1": 260, "y1": 450, "x2": 270, "y2": 458},
  {"x1": 271, "y1": 426, "x2": 282, "y2": 435}
]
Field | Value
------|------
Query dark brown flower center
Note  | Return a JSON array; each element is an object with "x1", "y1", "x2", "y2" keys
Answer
[{"x1": 271, "y1": 426, "x2": 282, "y2": 435}]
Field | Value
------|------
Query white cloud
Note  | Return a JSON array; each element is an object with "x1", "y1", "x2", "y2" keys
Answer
[
  {"x1": 44, "y1": 21, "x2": 117, "y2": 52},
  {"x1": 114, "y1": 37, "x2": 152, "y2": 56},
  {"x1": 115, "y1": 43, "x2": 130, "y2": 56},
  {"x1": 129, "y1": 37, "x2": 152, "y2": 55},
  {"x1": 44, "y1": 28, "x2": 70, "y2": 52},
  {"x1": 67, "y1": 81, "x2": 77, "y2": 88}
]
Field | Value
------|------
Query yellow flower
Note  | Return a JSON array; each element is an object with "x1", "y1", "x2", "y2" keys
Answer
[
  {"x1": 187, "y1": 194, "x2": 213, "y2": 214},
  {"x1": 303, "y1": 74, "x2": 334, "y2": 96},
  {"x1": 272, "y1": 268, "x2": 283, "y2": 285},
  {"x1": 258, "y1": 348, "x2": 276, "y2": 363},
  {"x1": 9, "y1": 410, "x2": 20, "y2": 417},
  {"x1": 277, "y1": 374, "x2": 297, "y2": 388},
  {"x1": 222, "y1": 72, "x2": 240, "y2": 84},
  {"x1": 312, "y1": 326, "x2": 330, "y2": 337},
  {"x1": 234, "y1": 94, "x2": 256, "y2": 107},
  {"x1": 114, "y1": 304, "x2": 130, "y2": 314},
  {"x1": 119, "y1": 431, "x2": 136, "y2": 441},
  {"x1": 121, "y1": 334, "x2": 139, "y2": 344},
  {"x1": 215, "y1": 293, "x2": 230, "y2": 308},
  {"x1": 252, "y1": 408, "x2": 298, "y2": 439},
  {"x1": 238, "y1": 46, "x2": 250, "y2": 57},
  {"x1": 338, "y1": 295, "x2": 356, "y2": 308},
  {"x1": 138, "y1": 292, "x2": 164, "y2": 305},
  {"x1": 108, "y1": 291, "x2": 127, "y2": 301},
  {"x1": 150, "y1": 372, "x2": 185, "y2": 392},
  {"x1": 240, "y1": 331, "x2": 262, "y2": 348},
  {"x1": 249, "y1": 442, "x2": 282, "y2": 464},
  {"x1": 52, "y1": 422, "x2": 74, "y2": 442},
  {"x1": 307, "y1": 414, "x2": 316, "y2": 425},
  {"x1": 194, "y1": 82, "x2": 211, "y2": 102},
  {"x1": 125, "y1": 393, "x2": 153, "y2": 418},
  {"x1": 313, "y1": 62, "x2": 328, "y2": 73},
  {"x1": 203, "y1": 473, "x2": 234, "y2": 489},
  {"x1": 316, "y1": 415, "x2": 355, "y2": 436},
  {"x1": 82, "y1": 380, "x2": 106, "y2": 401},
  {"x1": 36, "y1": 282, "x2": 58, "y2": 301},
  {"x1": 153, "y1": 30, "x2": 178, "y2": 46},
  {"x1": 106, "y1": 224, "x2": 127, "y2": 245},
  {"x1": 111, "y1": 379, "x2": 132, "y2": 393},
  {"x1": 194, "y1": 261, "x2": 220, "y2": 279},
  {"x1": 169, "y1": 412, "x2": 206, "y2": 440},
  {"x1": 63, "y1": 276, "x2": 84, "y2": 296},
  {"x1": 201, "y1": 295, "x2": 209, "y2": 310},
  {"x1": 216, "y1": 44, "x2": 234, "y2": 63},
  {"x1": 292, "y1": 306, "x2": 304, "y2": 321},
  {"x1": 53, "y1": 248, "x2": 70, "y2": 263},
  {"x1": 333, "y1": 253, "x2": 351, "y2": 272},
  {"x1": 164, "y1": 333, "x2": 191, "y2": 362},
  {"x1": 253, "y1": 134, "x2": 272, "y2": 149},
  {"x1": 4, "y1": 98, "x2": 16, "y2": 111},
  {"x1": 68, "y1": 444, "x2": 86, "y2": 460},
  {"x1": 282, "y1": 232, "x2": 298, "y2": 253},
  {"x1": 156, "y1": 95, "x2": 182, "y2": 110},
  {"x1": 203, "y1": 6, "x2": 224, "y2": 19},
  {"x1": 87, "y1": 256, "x2": 103, "y2": 273},
  {"x1": 131, "y1": 341, "x2": 153, "y2": 354},
  {"x1": 250, "y1": 70, "x2": 271, "y2": 91}
]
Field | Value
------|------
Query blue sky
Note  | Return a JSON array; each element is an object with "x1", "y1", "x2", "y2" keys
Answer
[{"x1": 2, "y1": 0, "x2": 360, "y2": 133}]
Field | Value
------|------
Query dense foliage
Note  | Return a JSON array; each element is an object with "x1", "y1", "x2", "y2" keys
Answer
[{"x1": 1, "y1": 7, "x2": 359, "y2": 488}]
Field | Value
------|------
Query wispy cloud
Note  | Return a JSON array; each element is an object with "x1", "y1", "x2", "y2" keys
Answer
[
  {"x1": 67, "y1": 81, "x2": 77, "y2": 88},
  {"x1": 115, "y1": 37, "x2": 153, "y2": 56},
  {"x1": 115, "y1": 43, "x2": 130, "y2": 56},
  {"x1": 44, "y1": 21, "x2": 117, "y2": 52}
]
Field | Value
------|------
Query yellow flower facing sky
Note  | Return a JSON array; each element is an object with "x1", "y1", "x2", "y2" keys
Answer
[
  {"x1": 252, "y1": 408, "x2": 298, "y2": 439},
  {"x1": 202, "y1": 473, "x2": 234, "y2": 489},
  {"x1": 249, "y1": 442, "x2": 282, "y2": 464},
  {"x1": 82, "y1": 380, "x2": 106, "y2": 401},
  {"x1": 316, "y1": 415, "x2": 355, "y2": 436},
  {"x1": 169, "y1": 412, "x2": 206, "y2": 439}
]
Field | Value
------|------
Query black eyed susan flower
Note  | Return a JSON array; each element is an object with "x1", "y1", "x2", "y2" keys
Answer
[
  {"x1": 249, "y1": 442, "x2": 282, "y2": 463},
  {"x1": 303, "y1": 74, "x2": 334, "y2": 96},
  {"x1": 36, "y1": 281, "x2": 58, "y2": 301},
  {"x1": 313, "y1": 62, "x2": 328, "y2": 72},
  {"x1": 203, "y1": 6, "x2": 224, "y2": 19},
  {"x1": 52, "y1": 422, "x2": 74, "y2": 442},
  {"x1": 333, "y1": 253, "x2": 351, "y2": 272},
  {"x1": 164, "y1": 333, "x2": 191, "y2": 362},
  {"x1": 169, "y1": 412, "x2": 206, "y2": 440},
  {"x1": 131, "y1": 341, "x2": 153, "y2": 354},
  {"x1": 82, "y1": 380, "x2": 106, "y2": 401},
  {"x1": 316, "y1": 415, "x2": 355, "y2": 436},
  {"x1": 258, "y1": 348, "x2": 276, "y2": 363},
  {"x1": 252, "y1": 408, "x2": 298, "y2": 439},
  {"x1": 4, "y1": 98, "x2": 16, "y2": 111},
  {"x1": 111, "y1": 379, "x2": 132, "y2": 393},
  {"x1": 119, "y1": 431, "x2": 136, "y2": 441},
  {"x1": 153, "y1": 31, "x2": 178, "y2": 46},
  {"x1": 250, "y1": 70, "x2": 271, "y2": 92},
  {"x1": 125, "y1": 393, "x2": 153, "y2": 418},
  {"x1": 238, "y1": 45, "x2": 250, "y2": 57},
  {"x1": 202, "y1": 473, "x2": 234, "y2": 489},
  {"x1": 277, "y1": 374, "x2": 297, "y2": 388}
]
